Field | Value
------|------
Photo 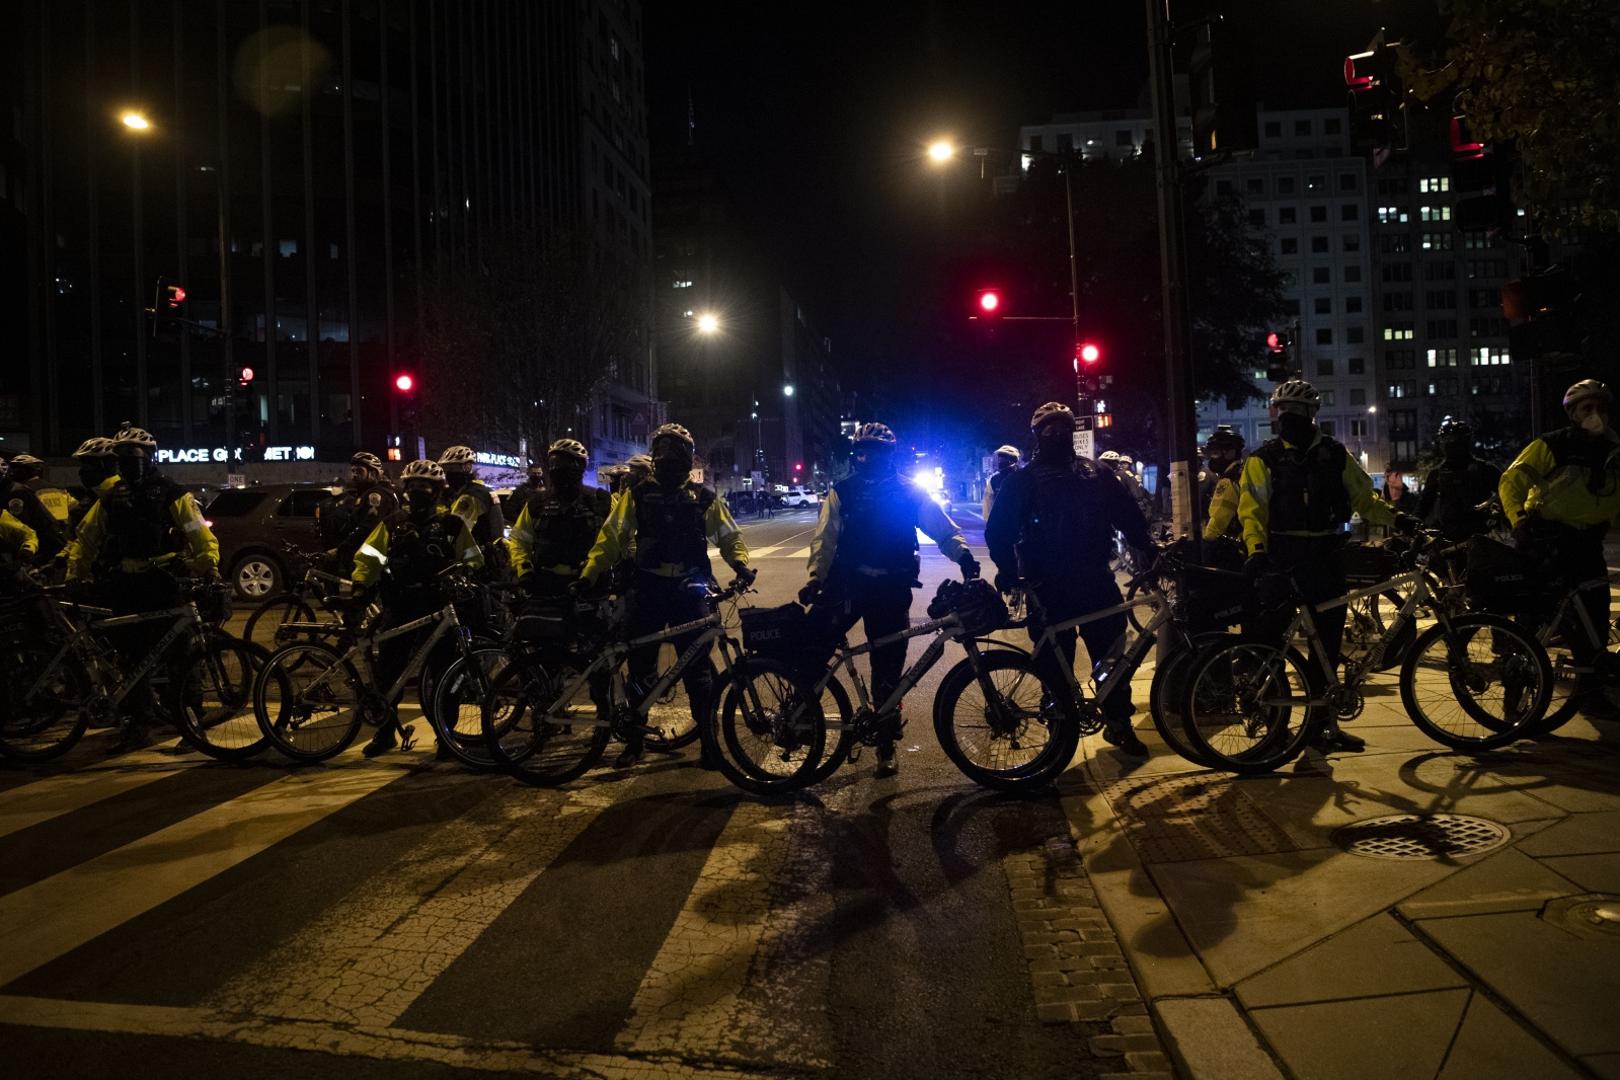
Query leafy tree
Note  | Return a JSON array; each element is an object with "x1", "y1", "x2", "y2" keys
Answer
[{"x1": 1402, "y1": 0, "x2": 1620, "y2": 233}]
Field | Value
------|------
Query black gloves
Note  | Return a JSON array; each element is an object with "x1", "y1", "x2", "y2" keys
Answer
[
  {"x1": 798, "y1": 579, "x2": 822, "y2": 607},
  {"x1": 1511, "y1": 512, "x2": 1539, "y2": 551},
  {"x1": 1243, "y1": 551, "x2": 1272, "y2": 578},
  {"x1": 994, "y1": 571, "x2": 1023, "y2": 595},
  {"x1": 957, "y1": 551, "x2": 981, "y2": 580},
  {"x1": 1392, "y1": 512, "x2": 1421, "y2": 536},
  {"x1": 732, "y1": 566, "x2": 758, "y2": 590}
]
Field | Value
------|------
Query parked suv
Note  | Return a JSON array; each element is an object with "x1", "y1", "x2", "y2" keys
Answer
[
  {"x1": 783, "y1": 485, "x2": 820, "y2": 508},
  {"x1": 205, "y1": 484, "x2": 341, "y2": 599}
]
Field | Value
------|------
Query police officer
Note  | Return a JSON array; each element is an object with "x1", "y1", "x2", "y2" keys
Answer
[
  {"x1": 68, "y1": 427, "x2": 219, "y2": 748},
  {"x1": 800, "y1": 421, "x2": 977, "y2": 777},
  {"x1": 508, "y1": 439, "x2": 612, "y2": 596},
  {"x1": 987, "y1": 403, "x2": 1154, "y2": 756},
  {"x1": 2, "y1": 453, "x2": 69, "y2": 568},
  {"x1": 1500, "y1": 379, "x2": 1620, "y2": 709},
  {"x1": 578, "y1": 423, "x2": 753, "y2": 768},
  {"x1": 438, "y1": 445, "x2": 507, "y2": 567},
  {"x1": 0, "y1": 459, "x2": 39, "y2": 584},
  {"x1": 982, "y1": 445, "x2": 1022, "y2": 520},
  {"x1": 1419, "y1": 419, "x2": 1501, "y2": 541},
  {"x1": 1201, "y1": 426, "x2": 1246, "y2": 544},
  {"x1": 1098, "y1": 451, "x2": 1157, "y2": 525},
  {"x1": 320, "y1": 451, "x2": 400, "y2": 573},
  {"x1": 1238, "y1": 379, "x2": 1404, "y2": 753},
  {"x1": 352, "y1": 459, "x2": 484, "y2": 756},
  {"x1": 68, "y1": 438, "x2": 121, "y2": 537}
]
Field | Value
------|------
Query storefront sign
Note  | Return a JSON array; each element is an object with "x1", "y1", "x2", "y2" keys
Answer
[{"x1": 154, "y1": 445, "x2": 315, "y2": 464}]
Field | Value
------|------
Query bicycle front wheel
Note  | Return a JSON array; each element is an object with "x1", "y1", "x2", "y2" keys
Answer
[
  {"x1": 254, "y1": 642, "x2": 365, "y2": 762},
  {"x1": 482, "y1": 657, "x2": 609, "y2": 786},
  {"x1": 242, "y1": 593, "x2": 318, "y2": 654},
  {"x1": 1148, "y1": 635, "x2": 1219, "y2": 768},
  {"x1": 712, "y1": 657, "x2": 834, "y2": 795},
  {"x1": 1399, "y1": 615, "x2": 1551, "y2": 751},
  {"x1": 933, "y1": 650, "x2": 1079, "y2": 791},
  {"x1": 174, "y1": 634, "x2": 271, "y2": 761},
  {"x1": 0, "y1": 639, "x2": 92, "y2": 762},
  {"x1": 1180, "y1": 638, "x2": 1322, "y2": 774},
  {"x1": 429, "y1": 646, "x2": 511, "y2": 768}
]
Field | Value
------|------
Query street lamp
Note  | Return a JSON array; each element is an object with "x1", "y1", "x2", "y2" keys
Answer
[
  {"x1": 782, "y1": 384, "x2": 795, "y2": 397},
  {"x1": 120, "y1": 110, "x2": 152, "y2": 131},
  {"x1": 696, "y1": 311, "x2": 720, "y2": 334},
  {"x1": 927, "y1": 139, "x2": 956, "y2": 163}
]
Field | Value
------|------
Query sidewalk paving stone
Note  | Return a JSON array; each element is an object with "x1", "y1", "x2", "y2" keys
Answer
[
  {"x1": 1248, "y1": 987, "x2": 1469, "y2": 1080},
  {"x1": 1437, "y1": 993, "x2": 1583, "y2": 1080},
  {"x1": 1537, "y1": 851, "x2": 1620, "y2": 893},
  {"x1": 1234, "y1": 913, "x2": 1466, "y2": 1009},
  {"x1": 1515, "y1": 809, "x2": 1620, "y2": 858},
  {"x1": 1396, "y1": 847, "x2": 1583, "y2": 919}
]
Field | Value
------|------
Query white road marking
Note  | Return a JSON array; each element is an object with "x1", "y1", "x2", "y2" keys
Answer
[
  {"x1": 0, "y1": 739, "x2": 199, "y2": 841},
  {"x1": 0, "y1": 754, "x2": 405, "y2": 988}
]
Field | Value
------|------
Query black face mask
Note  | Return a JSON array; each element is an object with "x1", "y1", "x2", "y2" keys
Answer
[
  {"x1": 1206, "y1": 453, "x2": 1233, "y2": 475},
  {"x1": 653, "y1": 454, "x2": 692, "y2": 487},
  {"x1": 405, "y1": 486, "x2": 438, "y2": 513},
  {"x1": 1275, "y1": 412, "x2": 1316, "y2": 447},
  {"x1": 1442, "y1": 442, "x2": 1471, "y2": 465},
  {"x1": 1035, "y1": 427, "x2": 1074, "y2": 462},
  {"x1": 548, "y1": 457, "x2": 585, "y2": 495},
  {"x1": 79, "y1": 461, "x2": 115, "y2": 490},
  {"x1": 116, "y1": 454, "x2": 148, "y2": 485},
  {"x1": 852, "y1": 447, "x2": 895, "y2": 476}
]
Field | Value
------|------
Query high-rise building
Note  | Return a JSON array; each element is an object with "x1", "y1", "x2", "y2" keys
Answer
[
  {"x1": 4, "y1": 0, "x2": 654, "y2": 473},
  {"x1": 1198, "y1": 107, "x2": 1380, "y2": 474}
]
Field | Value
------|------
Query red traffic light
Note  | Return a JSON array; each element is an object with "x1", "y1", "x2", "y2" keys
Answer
[
  {"x1": 974, "y1": 288, "x2": 1002, "y2": 317},
  {"x1": 238, "y1": 366, "x2": 254, "y2": 384},
  {"x1": 1448, "y1": 115, "x2": 1486, "y2": 161},
  {"x1": 793, "y1": 462, "x2": 803, "y2": 472},
  {"x1": 1266, "y1": 331, "x2": 1283, "y2": 352},
  {"x1": 1078, "y1": 342, "x2": 1101, "y2": 365},
  {"x1": 394, "y1": 373, "x2": 415, "y2": 393},
  {"x1": 167, "y1": 285, "x2": 187, "y2": 308},
  {"x1": 1343, "y1": 52, "x2": 1377, "y2": 92}
]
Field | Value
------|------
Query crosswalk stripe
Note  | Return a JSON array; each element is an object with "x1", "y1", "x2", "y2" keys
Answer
[
  {"x1": 0, "y1": 739, "x2": 194, "y2": 841},
  {"x1": 0, "y1": 754, "x2": 405, "y2": 989},
  {"x1": 0, "y1": 994, "x2": 770, "y2": 1078},
  {"x1": 211, "y1": 783, "x2": 608, "y2": 1028},
  {"x1": 783, "y1": 546, "x2": 811, "y2": 561},
  {"x1": 616, "y1": 799, "x2": 831, "y2": 1068}
]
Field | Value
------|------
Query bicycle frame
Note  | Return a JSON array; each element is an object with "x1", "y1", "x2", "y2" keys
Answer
[
  {"x1": 297, "y1": 602, "x2": 466, "y2": 708},
  {"x1": 1535, "y1": 576, "x2": 1612, "y2": 678},
  {"x1": 1020, "y1": 586, "x2": 1173, "y2": 713},
  {"x1": 1266, "y1": 567, "x2": 1430, "y2": 699},
  {"x1": 30, "y1": 599, "x2": 207, "y2": 714}
]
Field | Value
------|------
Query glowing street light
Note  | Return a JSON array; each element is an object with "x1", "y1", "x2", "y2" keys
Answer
[
  {"x1": 696, "y1": 311, "x2": 720, "y2": 334},
  {"x1": 927, "y1": 139, "x2": 956, "y2": 164},
  {"x1": 120, "y1": 110, "x2": 152, "y2": 132},
  {"x1": 783, "y1": 384, "x2": 795, "y2": 397}
]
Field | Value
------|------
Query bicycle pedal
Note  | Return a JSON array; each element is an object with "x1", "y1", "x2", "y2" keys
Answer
[{"x1": 398, "y1": 724, "x2": 418, "y2": 752}]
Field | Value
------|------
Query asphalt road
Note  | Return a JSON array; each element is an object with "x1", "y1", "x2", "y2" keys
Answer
[{"x1": 0, "y1": 506, "x2": 1147, "y2": 1079}]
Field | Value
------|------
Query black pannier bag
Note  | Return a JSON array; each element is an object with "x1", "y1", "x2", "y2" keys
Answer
[
  {"x1": 926, "y1": 578, "x2": 1009, "y2": 637},
  {"x1": 1464, "y1": 535, "x2": 1537, "y2": 612},
  {"x1": 1341, "y1": 541, "x2": 1405, "y2": 586},
  {"x1": 1174, "y1": 563, "x2": 1250, "y2": 633}
]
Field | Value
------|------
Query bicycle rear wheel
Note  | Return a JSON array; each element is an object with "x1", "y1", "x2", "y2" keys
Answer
[
  {"x1": 1180, "y1": 638, "x2": 1322, "y2": 774},
  {"x1": 0, "y1": 639, "x2": 92, "y2": 762},
  {"x1": 1399, "y1": 615, "x2": 1551, "y2": 751},
  {"x1": 934, "y1": 650, "x2": 1078, "y2": 790},
  {"x1": 712, "y1": 657, "x2": 834, "y2": 795},
  {"x1": 1148, "y1": 635, "x2": 1219, "y2": 768},
  {"x1": 481, "y1": 657, "x2": 609, "y2": 786},
  {"x1": 429, "y1": 646, "x2": 510, "y2": 768},
  {"x1": 173, "y1": 634, "x2": 271, "y2": 761},
  {"x1": 254, "y1": 642, "x2": 365, "y2": 762},
  {"x1": 243, "y1": 594, "x2": 318, "y2": 654}
]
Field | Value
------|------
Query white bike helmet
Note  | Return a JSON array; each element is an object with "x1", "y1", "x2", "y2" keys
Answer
[
  {"x1": 1269, "y1": 379, "x2": 1321, "y2": 411},
  {"x1": 400, "y1": 459, "x2": 446, "y2": 484}
]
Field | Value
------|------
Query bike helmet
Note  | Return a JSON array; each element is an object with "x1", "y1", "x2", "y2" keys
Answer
[
  {"x1": 994, "y1": 445, "x2": 1022, "y2": 462},
  {"x1": 548, "y1": 438, "x2": 588, "y2": 464},
  {"x1": 1436, "y1": 418, "x2": 1473, "y2": 443},
  {"x1": 112, "y1": 426, "x2": 158, "y2": 454},
  {"x1": 1563, "y1": 379, "x2": 1612, "y2": 416},
  {"x1": 1029, "y1": 402, "x2": 1076, "y2": 433},
  {"x1": 852, "y1": 422, "x2": 897, "y2": 447},
  {"x1": 1097, "y1": 450, "x2": 1125, "y2": 464},
  {"x1": 72, "y1": 437, "x2": 116, "y2": 460},
  {"x1": 400, "y1": 459, "x2": 446, "y2": 484},
  {"x1": 350, "y1": 451, "x2": 384, "y2": 473},
  {"x1": 1205, "y1": 426, "x2": 1245, "y2": 455},
  {"x1": 9, "y1": 453, "x2": 44, "y2": 468},
  {"x1": 1269, "y1": 379, "x2": 1321, "y2": 411},
  {"x1": 649, "y1": 423, "x2": 695, "y2": 451},
  {"x1": 438, "y1": 445, "x2": 476, "y2": 466},
  {"x1": 626, "y1": 453, "x2": 654, "y2": 475}
]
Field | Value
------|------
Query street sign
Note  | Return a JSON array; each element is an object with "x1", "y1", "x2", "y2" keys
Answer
[
  {"x1": 226, "y1": 473, "x2": 247, "y2": 488},
  {"x1": 1073, "y1": 428, "x2": 1094, "y2": 460}
]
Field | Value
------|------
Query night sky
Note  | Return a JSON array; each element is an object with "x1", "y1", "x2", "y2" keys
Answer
[{"x1": 645, "y1": 1, "x2": 1439, "y2": 415}]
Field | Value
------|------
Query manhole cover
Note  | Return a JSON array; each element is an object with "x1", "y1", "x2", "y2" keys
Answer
[
  {"x1": 1542, "y1": 894, "x2": 1620, "y2": 939},
  {"x1": 1331, "y1": 814, "x2": 1511, "y2": 860}
]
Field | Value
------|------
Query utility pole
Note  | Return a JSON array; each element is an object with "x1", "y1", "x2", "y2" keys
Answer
[{"x1": 1145, "y1": 0, "x2": 1200, "y2": 543}]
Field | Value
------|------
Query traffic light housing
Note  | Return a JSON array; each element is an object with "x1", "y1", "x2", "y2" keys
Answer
[
  {"x1": 1188, "y1": 22, "x2": 1220, "y2": 156},
  {"x1": 238, "y1": 366, "x2": 255, "y2": 387},
  {"x1": 1265, "y1": 329, "x2": 1293, "y2": 382},
  {"x1": 973, "y1": 288, "x2": 1003, "y2": 319},
  {"x1": 1451, "y1": 120, "x2": 1515, "y2": 233},
  {"x1": 1345, "y1": 30, "x2": 1407, "y2": 168},
  {"x1": 154, "y1": 277, "x2": 187, "y2": 313}
]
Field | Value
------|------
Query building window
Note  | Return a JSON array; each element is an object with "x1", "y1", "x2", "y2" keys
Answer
[
  {"x1": 1382, "y1": 262, "x2": 1413, "y2": 283},
  {"x1": 1387, "y1": 381, "x2": 1415, "y2": 399},
  {"x1": 1349, "y1": 419, "x2": 1369, "y2": 438},
  {"x1": 1470, "y1": 316, "x2": 1508, "y2": 338},
  {"x1": 1377, "y1": 205, "x2": 1409, "y2": 224},
  {"x1": 1426, "y1": 260, "x2": 1457, "y2": 281},
  {"x1": 1215, "y1": 178, "x2": 1233, "y2": 195},
  {"x1": 1424, "y1": 289, "x2": 1458, "y2": 309},
  {"x1": 1379, "y1": 234, "x2": 1412, "y2": 254},
  {"x1": 1467, "y1": 259, "x2": 1508, "y2": 279},
  {"x1": 1247, "y1": 209, "x2": 1266, "y2": 228},
  {"x1": 1312, "y1": 267, "x2": 1331, "y2": 284},
  {"x1": 1384, "y1": 324, "x2": 1414, "y2": 341},
  {"x1": 1247, "y1": 177, "x2": 1265, "y2": 195},
  {"x1": 1420, "y1": 205, "x2": 1453, "y2": 222},
  {"x1": 1116, "y1": 129, "x2": 1134, "y2": 146},
  {"x1": 1387, "y1": 349, "x2": 1416, "y2": 370},
  {"x1": 1314, "y1": 297, "x2": 1332, "y2": 314},
  {"x1": 1343, "y1": 234, "x2": 1361, "y2": 253},
  {"x1": 1422, "y1": 232, "x2": 1454, "y2": 251},
  {"x1": 1319, "y1": 420, "x2": 1336, "y2": 437},
  {"x1": 1320, "y1": 390, "x2": 1337, "y2": 406},
  {"x1": 1276, "y1": 176, "x2": 1296, "y2": 195},
  {"x1": 1311, "y1": 236, "x2": 1329, "y2": 253},
  {"x1": 1280, "y1": 237, "x2": 1298, "y2": 255},
  {"x1": 1349, "y1": 357, "x2": 1365, "y2": 375},
  {"x1": 1337, "y1": 169, "x2": 1356, "y2": 190},
  {"x1": 1341, "y1": 203, "x2": 1359, "y2": 221},
  {"x1": 1028, "y1": 134, "x2": 1044, "y2": 152},
  {"x1": 1317, "y1": 357, "x2": 1334, "y2": 376},
  {"x1": 1346, "y1": 326, "x2": 1364, "y2": 344},
  {"x1": 1384, "y1": 291, "x2": 1414, "y2": 311},
  {"x1": 1297, "y1": 120, "x2": 1313, "y2": 136},
  {"x1": 1463, "y1": 231, "x2": 1497, "y2": 250},
  {"x1": 1310, "y1": 204, "x2": 1328, "y2": 222},
  {"x1": 1265, "y1": 120, "x2": 1282, "y2": 138},
  {"x1": 1316, "y1": 327, "x2": 1334, "y2": 345},
  {"x1": 1345, "y1": 296, "x2": 1363, "y2": 314},
  {"x1": 1350, "y1": 388, "x2": 1367, "y2": 406},
  {"x1": 1345, "y1": 265, "x2": 1362, "y2": 283},
  {"x1": 1279, "y1": 206, "x2": 1297, "y2": 224},
  {"x1": 1426, "y1": 348, "x2": 1458, "y2": 367},
  {"x1": 1419, "y1": 176, "x2": 1451, "y2": 193},
  {"x1": 1472, "y1": 345, "x2": 1509, "y2": 365},
  {"x1": 1427, "y1": 319, "x2": 1459, "y2": 339}
]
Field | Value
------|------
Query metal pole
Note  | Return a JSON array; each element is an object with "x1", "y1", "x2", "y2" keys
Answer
[
  {"x1": 1065, "y1": 164, "x2": 1091, "y2": 431},
  {"x1": 216, "y1": 0, "x2": 235, "y2": 485},
  {"x1": 1145, "y1": 0, "x2": 1199, "y2": 542}
]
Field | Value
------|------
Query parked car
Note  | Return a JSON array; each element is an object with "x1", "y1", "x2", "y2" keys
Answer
[
  {"x1": 205, "y1": 484, "x2": 341, "y2": 599},
  {"x1": 783, "y1": 486, "x2": 820, "y2": 508}
]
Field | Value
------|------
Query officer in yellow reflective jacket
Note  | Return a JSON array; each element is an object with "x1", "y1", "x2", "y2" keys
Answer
[
  {"x1": 578, "y1": 424, "x2": 752, "y2": 768},
  {"x1": 1238, "y1": 380, "x2": 1404, "y2": 753},
  {"x1": 2, "y1": 453, "x2": 69, "y2": 567},
  {"x1": 0, "y1": 508, "x2": 39, "y2": 564},
  {"x1": 1500, "y1": 379, "x2": 1620, "y2": 703},
  {"x1": 1200, "y1": 426, "x2": 1246, "y2": 547}
]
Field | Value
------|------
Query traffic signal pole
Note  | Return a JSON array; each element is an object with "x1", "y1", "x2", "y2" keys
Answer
[{"x1": 1145, "y1": 0, "x2": 1201, "y2": 545}]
